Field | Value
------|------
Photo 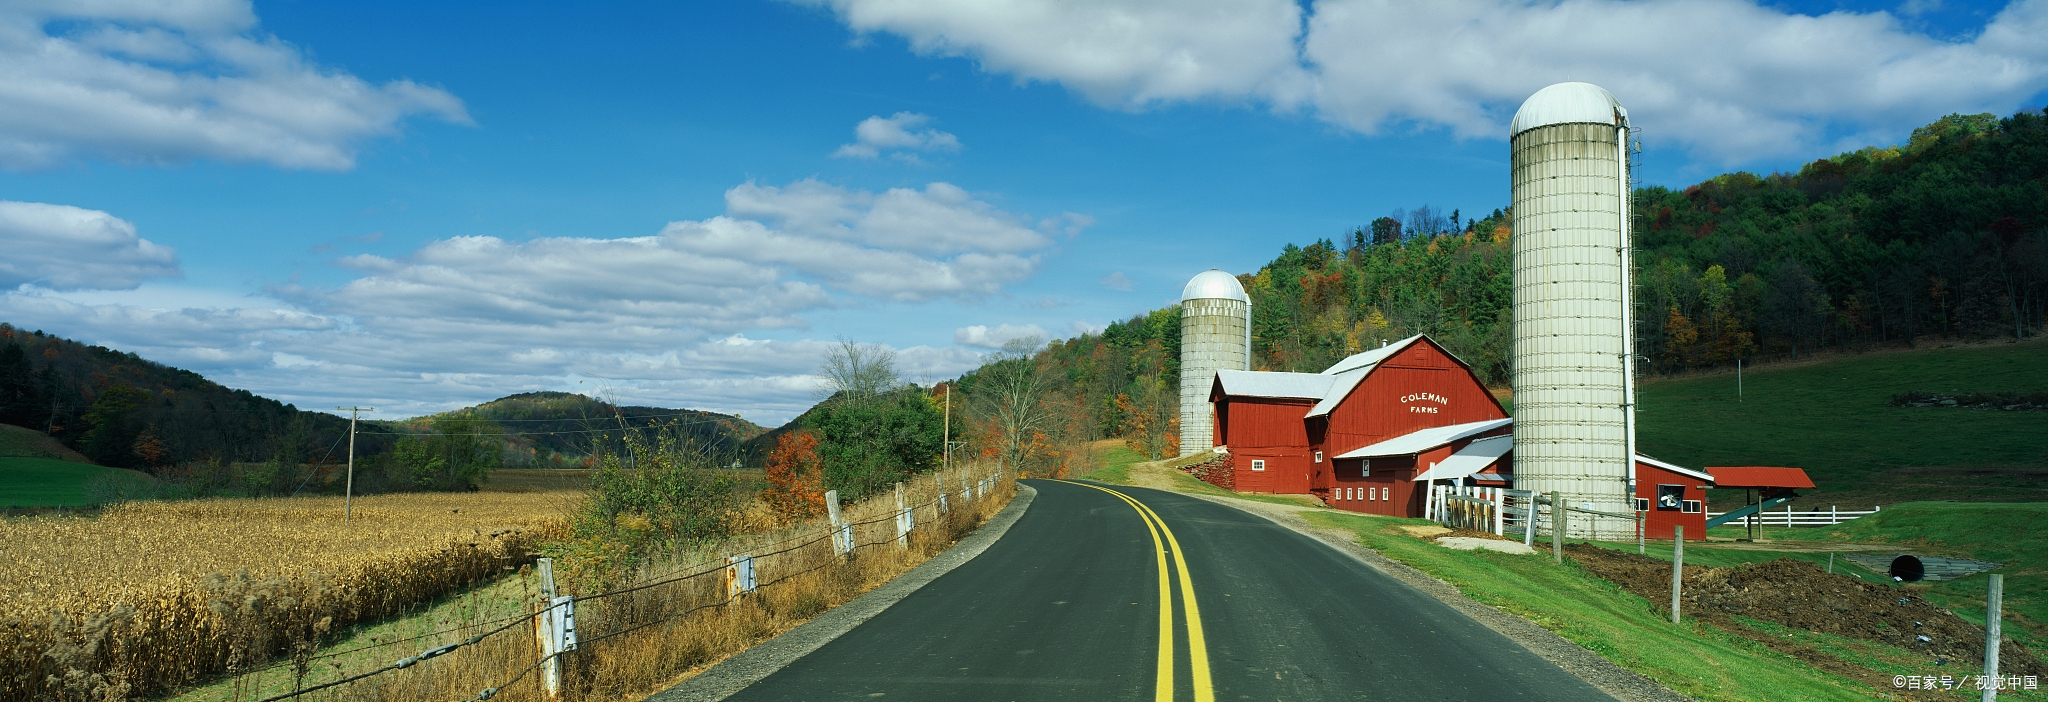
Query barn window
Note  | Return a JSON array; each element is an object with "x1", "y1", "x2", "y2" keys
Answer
[
  {"x1": 1314, "y1": 451, "x2": 1324, "y2": 463},
  {"x1": 1682, "y1": 500, "x2": 1702, "y2": 514},
  {"x1": 1656, "y1": 484, "x2": 1685, "y2": 511},
  {"x1": 1251, "y1": 459, "x2": 1266, "y2": 472},
  {"x1": 1634, "y1": 498, "x2": 1650, "y2": 511},
  {"x1": 1361, "y1": 460, "x2": 1371, "y2": 477},
  {"x1": 1379, "y1": 487, "x2": 1388, "y2": 501}
]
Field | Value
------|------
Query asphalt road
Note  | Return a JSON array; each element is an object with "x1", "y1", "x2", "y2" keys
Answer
[{"x1": 724, "y1": 479, "x2": 1612, "y2": 701}]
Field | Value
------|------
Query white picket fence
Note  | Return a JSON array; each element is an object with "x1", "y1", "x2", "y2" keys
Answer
[{"x1": 1707, "y1": 505, "x2": 1881, "y2": 528}]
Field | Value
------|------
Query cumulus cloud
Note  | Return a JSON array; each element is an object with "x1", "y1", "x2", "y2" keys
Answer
[
  {"x1": 0, "y1": 180, "x2": 1076, "y2": 423},
  {"x1": 795, "y1": 0, "x2": 2048, "y2": 164},
  {"x1": 0, "y1": 201, "x2": 179, "y2": 289},
  {"x1": 794, "y1": 0, "x2": 1313, "y2": 108},
  {"x1": 832, "y1": 111, "x2": 962, "y2": 160},
  {"x1": 954, "y1": 323, "x2": 1049, "y2": 348},
  {"x1": 0, "y1": 0, "x2": 469, "y2": 170}
]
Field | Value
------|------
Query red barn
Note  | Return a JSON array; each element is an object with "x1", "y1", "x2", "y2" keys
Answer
[{"x1": 1208, "y1": 334, "x2": 1511, "y2": 514}]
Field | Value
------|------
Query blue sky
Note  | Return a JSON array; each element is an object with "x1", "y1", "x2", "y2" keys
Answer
[{"x1": 2, "y1": 0, "x2": 2043, "y2": 424}]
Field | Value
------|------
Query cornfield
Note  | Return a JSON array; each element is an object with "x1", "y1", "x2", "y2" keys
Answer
[
  {"x1": 0, "y1": 492, "x2": 574, "y2": 701},
  {"x1": 177, "y1": 462, "x2": 1016, "y2": 702}
]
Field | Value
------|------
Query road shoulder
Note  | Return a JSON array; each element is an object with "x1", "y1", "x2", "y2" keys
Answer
[
  {"x1": 645, "y1": 484, "x2": 1039, "y2": 702},
  {"x1": 1182, "y1": 491, "x2": 1694, "y2": 702}
]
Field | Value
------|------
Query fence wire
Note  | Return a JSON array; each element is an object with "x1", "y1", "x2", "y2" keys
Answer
[{"x1": 240, "y1": 466, "x2": 1013, "y2": 702}]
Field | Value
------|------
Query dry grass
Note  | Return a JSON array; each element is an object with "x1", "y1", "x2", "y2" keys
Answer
[
  {"x1": 0, "y1": 491, "x2": 574, "y2": 700},
  {"x1": 207, "y1": 464, "x2": 1018, "y2": 702}
]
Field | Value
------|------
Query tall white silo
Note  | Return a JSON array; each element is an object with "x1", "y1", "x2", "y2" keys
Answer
[
  {"x1": 1179, "y1": 269, "x2": 1251, "y2": 456},
  {"x1": 1508, "y1": 82, "x2": 1639, "y2": 539}
]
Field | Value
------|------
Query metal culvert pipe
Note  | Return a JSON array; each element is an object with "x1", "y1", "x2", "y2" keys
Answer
[
  {"x1": 1890, "y1": 554, "x2": 1925, "y2": 582},
  {"x1": 1890, "y1": 554, "x2": 2002, "y2": 582}
]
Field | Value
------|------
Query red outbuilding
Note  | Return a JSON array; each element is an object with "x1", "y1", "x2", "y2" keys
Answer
[{"x1": 1633, "y1": 455, "x2": 1714, "y2": 540}]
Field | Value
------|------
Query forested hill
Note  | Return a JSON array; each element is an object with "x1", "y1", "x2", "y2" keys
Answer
[
  {"x1": 0, "y1": 323, "x2": 374, "y2": 471},
  {"x1": 1023, "y1": 109, "x2": 2048, "y2": 460},
  {"x1": 417, "y1": 391, "x2": 764, "y2": 467}
]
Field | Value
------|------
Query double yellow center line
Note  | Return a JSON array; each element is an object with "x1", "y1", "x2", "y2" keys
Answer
[{"x1": 1059, "y1": 480, "x2": 1213, "y2": 702}]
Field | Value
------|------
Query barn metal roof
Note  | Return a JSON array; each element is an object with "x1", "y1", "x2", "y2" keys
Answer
[
  {"x1": 1638, "y1": 454, "x2": 1715, "y2": 483},
  {"x1": 1510, "y1": 82, "x2": 1628, "y2": 137},
  {"x1": 1705, "y1": 466, "x2": 1814, "y2": 489},
  {"x1": 1412, "y1": 434, "x2": 1513, "y2": 482},
  {"x1": 1335, "y1": 418, "x2": 1513, "y2": 459},
  {"x1": 1302, "y1": 368, "x2": 1371, "y2": 418},
  {"x1": 1213, "y1": 370, "x2": 1333, "y2": 399},
  {"x1": 1321, "y1": 334, "x2": 1424, "y2": 375}
]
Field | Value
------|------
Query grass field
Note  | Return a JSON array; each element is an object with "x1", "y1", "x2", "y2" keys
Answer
[
  {"x1": 0, "y1": 456, "x2": 156, "y2": 507},
  {"x1": 0, "y1": 423, "x2": 153, "y2": 507},
  {"x1": 1, "y1": 491, "x2": 573, "y2": 700},
  {"x1": 1636, "y1": 338, "x2": 2048, "y2": 508}
]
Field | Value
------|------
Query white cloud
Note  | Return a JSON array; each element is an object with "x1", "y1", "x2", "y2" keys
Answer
[
  {"x1": 796, "y1": 0, "x2": 2048, "y2": 164},
  {"x1": 832, "y1": 111, "x2": 963, "y2": 160},
  {"x1": 0, "y1": 201, "x2": 178, "y2": 289},
  {"x1": 0, "y1": 0, "x2": 469, "y2": 170},
  {"x1": 0, "y1": 181, "x2": 1076, "y2": 424},
  {"x1": 953, "y1": 323, "x2": 1049, "y2": 348},
  {"x1": 1099, "y1": 271, "x2": 1135, "y2": 291},
  {"x1": 794, "y1": 0, "x2": 1313, "y2": 109}
]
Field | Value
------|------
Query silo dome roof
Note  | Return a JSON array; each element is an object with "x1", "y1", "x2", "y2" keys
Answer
[
  {"x1": 1181, "y1": 269, "x2": 1249, "y2": 302},
  {"x1": 1510, "y1": 82, "x2": 1627, "y2": 137}
]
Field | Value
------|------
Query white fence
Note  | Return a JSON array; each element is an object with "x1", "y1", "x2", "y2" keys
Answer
[
  {"x1": 1428, "y1": 485, "x2": 1535, "y2": 537},
  {"x1": 1707, "y1": 505, "x2": 1881, "y2": 528}
]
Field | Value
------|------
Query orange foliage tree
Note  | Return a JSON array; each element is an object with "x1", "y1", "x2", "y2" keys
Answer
[{"x1": 762, "y1": 430, "x2": 825, "y2": 524}]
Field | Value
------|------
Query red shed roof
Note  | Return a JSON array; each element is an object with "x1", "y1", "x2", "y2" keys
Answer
[{"x1": 1705, "y1": 466, "x2": 1814, "y2": 489}]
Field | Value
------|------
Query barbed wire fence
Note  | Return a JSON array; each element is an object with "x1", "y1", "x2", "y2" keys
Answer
[{"x1": 223, "y1": 461, "x2": 1015, "y2": 702}]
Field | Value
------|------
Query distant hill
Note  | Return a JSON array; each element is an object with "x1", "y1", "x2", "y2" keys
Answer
[
  {"x1": 417, "y1": 391, "x2": 765, "y2": 467},
  {"x1": 0, "y1": 324, "x2": 376, "y2": 472}
]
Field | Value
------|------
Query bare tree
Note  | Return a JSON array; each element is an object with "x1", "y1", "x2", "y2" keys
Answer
[
  {"x1": 819, "y1": 338, "x2": 900, "y2": 405},
  {"x1": 971, "y1": 337, "x2": 1052, "y2": 473}
]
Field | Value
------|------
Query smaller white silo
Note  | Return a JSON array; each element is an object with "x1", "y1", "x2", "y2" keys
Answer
[{"x1": 1179, "y1": 270, "x2": 1251, "y2": 457}]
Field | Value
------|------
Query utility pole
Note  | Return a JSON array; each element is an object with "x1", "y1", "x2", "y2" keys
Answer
[
  {"x1": 337, "y1": 406, "x2": 373, "y2": 521},
  {"x1": 942, "y1": 382, "x2": 951, "y2": 473}
]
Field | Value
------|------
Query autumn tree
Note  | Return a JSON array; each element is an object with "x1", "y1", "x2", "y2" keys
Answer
[
  {"x1": 968, "y1": 337, "x2": 1055, "y2": 475},
  {"x1": 762, "y1": 430, "x2": 824, "y2": 524}
]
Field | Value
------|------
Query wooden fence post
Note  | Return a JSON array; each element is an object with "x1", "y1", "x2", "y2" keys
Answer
[
  {"x1": 826, "y1": 490, "x2": 851, "y2": 557},
  {"x1": 1551, "y1": 491, "x2": 1564, "y2": 564},
  {"x1": 1638, "y1": 510, "x2": 1646, "y2": 555},
  {"x1": 1671, "y1": 525, "x2": 1685, "y2": 624},
  {"x1": 535, "y1": 558, "x2": 564, "y2": 699},
  {"x1": 1985, "y1": 574, "x2": 2004, "y2": 702},
  {"x1": 894, "y1": 482, "x2": 909, "y2": 549}
]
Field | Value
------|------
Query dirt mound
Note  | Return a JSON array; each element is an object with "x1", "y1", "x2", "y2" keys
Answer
[{"x1": 1565, "y1": 544, "x2": 2044, "y2": 677}]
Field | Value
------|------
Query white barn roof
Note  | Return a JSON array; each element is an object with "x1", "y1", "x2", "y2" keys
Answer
[
  {"x1": 1335, "y1": 418, "x2": 1513, "y2": 459},
  {"x1": 1213, "y1": 370, "x2": 1332, "y2": 399},
  {"x1": 1413, "y1": 434, "x2": 1513, "y2": 482},
  {"x1": 1638, "y1": 454, "x2": 1715, "y2": 483}
]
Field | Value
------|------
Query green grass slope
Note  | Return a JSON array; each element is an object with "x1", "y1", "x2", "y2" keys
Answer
[
  {"x1": 0, "y1": 457, "x2": 155, "y2": 507},
  {"x1": 1636, "y1": 339, "x2": 2048, "y2": 508},
  {"x1": 0, "y1": 422, "x2": 90, "y2": 462}
]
